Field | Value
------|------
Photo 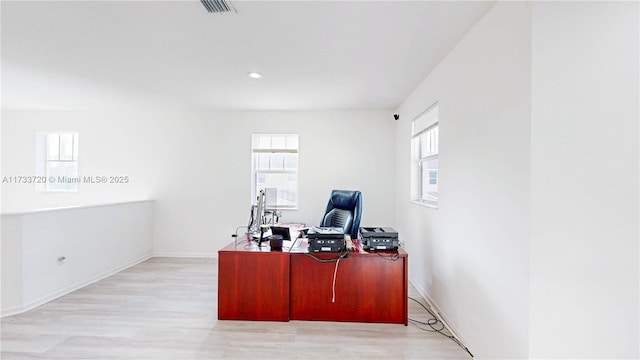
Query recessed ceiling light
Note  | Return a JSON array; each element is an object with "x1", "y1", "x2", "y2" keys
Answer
[{"x1": 247, "y1": 72, "x2": 263, "y2": 79}]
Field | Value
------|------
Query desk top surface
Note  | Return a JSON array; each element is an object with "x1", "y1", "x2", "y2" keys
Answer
[{"x1": 220, "y1": 237, "x2": 407, "y2": 257}]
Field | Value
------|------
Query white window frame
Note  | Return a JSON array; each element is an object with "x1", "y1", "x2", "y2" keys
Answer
[
  {"x1": 411, "y1": 102, "x2": 439, "y2": 208},
  {"x1": 251, "y1": 133, "x2": 299, "y2": 209},
  {"x1": 36, "y1": 132, "x2": 79, "y2": 192}
]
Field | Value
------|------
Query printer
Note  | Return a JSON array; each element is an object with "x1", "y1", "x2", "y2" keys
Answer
[
  {"x1": 359, "y1": 227, "x2": 399, "y2": 251},
  {"x1": 307, "y1": 226, "x2": 345, "y2": 252}
]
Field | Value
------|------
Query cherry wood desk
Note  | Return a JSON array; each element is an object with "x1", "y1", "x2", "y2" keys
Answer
[
  {"x1": 217, "y1": 237, "x2": 408, "y2": 325},
  {"x1": 217, "y1": 240, "x2": 291, "y2": 321}
]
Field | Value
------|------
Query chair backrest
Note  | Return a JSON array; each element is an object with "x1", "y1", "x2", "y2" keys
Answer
[{"x1": 320, "y1": 190, "x2": 362, "y2": 239}]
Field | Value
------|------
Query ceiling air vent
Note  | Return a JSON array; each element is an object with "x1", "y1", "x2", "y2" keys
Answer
[{"x1": 201, "y1": 0, "x2": 236, "y2": 13}]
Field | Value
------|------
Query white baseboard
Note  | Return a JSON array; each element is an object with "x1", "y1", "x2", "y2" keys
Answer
[
  {"x1": 1, "y1": 254, "x2": 152, "y2": 318},
  {"x1": 152, "y1": 252, "x2": 217, "y2": 258},
  {"x1": 408, "y1": 276, "x2": 479, "y2": 358},
  {"x1": 0, "y1": 304, "x2": 25, "y2": 318}
]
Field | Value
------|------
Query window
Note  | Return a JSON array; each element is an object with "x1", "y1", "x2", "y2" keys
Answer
[
  {"x1": 411, "y1": 103, "x2": 438, "y2": 207},
  {"x1": 36, "y1": 132, "x2": 79, "y2": 192},
  {"x1": 251, "y1": 134, "x2": 299, "y2": 209}
]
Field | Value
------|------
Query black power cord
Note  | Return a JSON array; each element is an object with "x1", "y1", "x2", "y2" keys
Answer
[
  {"x1": 408, "y1": 296, "x2": 474, "y2": 358},
  {"x1": 231, "y1": 225, "x2": 251, "y2": 248},
  {"x1": 303, "y1": 250, "x2": 349, "y2": 263}
]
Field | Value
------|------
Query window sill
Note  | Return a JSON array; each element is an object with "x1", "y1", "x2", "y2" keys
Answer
[{"x1": 411, "y1": 200, "x2": 438, "y2": 209}]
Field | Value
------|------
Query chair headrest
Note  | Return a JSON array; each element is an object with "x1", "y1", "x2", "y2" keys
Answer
[{"x1": 330, "y1": 190, "x2": 361, "y2": 209}]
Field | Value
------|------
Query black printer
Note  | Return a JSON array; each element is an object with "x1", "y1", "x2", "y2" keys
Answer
[
  {"x1": 307, "y1": 227, "x2": 345, "y2": 252},
  {"x1": 359, "y1": 227, "x2": 399, "y2": 251}
]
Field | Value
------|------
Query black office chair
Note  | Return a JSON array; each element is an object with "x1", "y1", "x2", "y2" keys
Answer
[{"x1": 321, "y1": 190, "x2": 362, "y2": 239}]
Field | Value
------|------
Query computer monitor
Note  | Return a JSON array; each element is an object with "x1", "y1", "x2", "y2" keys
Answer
[
  {"x1": 249, "y1": 189, "x2": 266, "y2": 235},
  {"x1": 264, "y1": 187, "x2": 277, "y2": 211},
  {"x1": 270, "y1": 225, "x2": 291, "y2": 241}
]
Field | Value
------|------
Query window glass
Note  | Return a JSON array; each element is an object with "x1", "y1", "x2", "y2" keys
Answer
[
  {"x1": 39, "y1": 132, "x2": 79, "y2": 192},
  {"x1": 256, "y1": 153, "x2": 270, "y2": 170},
  {"x1": 411, "y1": 102, "x2": 439, "y2": 207},
  {"x1": 283, "y1": 153, "x2": 298, "y2": 170},
  {"x1": 59, "y1": 133, "x2": 75, "y2": 161},
  {"x1": 271, "y1": 136, "x2": 286, "y2": 149},
  {"x1": 47, "y1": 134, "x2": 60, "y2": 160},
  {"x1": 270, "y1": 153, "x2": 284, "y2": 170},
  {"x1": 257, "y1": 135, "x2": 271, "y2": 149},
  {"x1": 286, "y1": 135, "x2": 298, "y2": 150},
  {"x1": 251, "y1": 134, "x2": 299, "y2": 208}
]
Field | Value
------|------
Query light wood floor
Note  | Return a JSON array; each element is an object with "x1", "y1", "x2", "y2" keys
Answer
[{"x1": 1, "y1": 257, "x2": 470, "y2": 359}]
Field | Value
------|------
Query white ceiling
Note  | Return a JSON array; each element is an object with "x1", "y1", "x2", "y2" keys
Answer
[{"x1": 1, "y1": 0, "x2": 494, "y2": 111}]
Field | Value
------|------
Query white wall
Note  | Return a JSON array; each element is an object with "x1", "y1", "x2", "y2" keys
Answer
[
  {"x1": 1, "y1": 109, "x2": 396, "y2": 256},
  {"x1": 396, "y1": 1, "x2": 639, "y2": 358},
  {"x1": 394, "y1": 2, "x2": 531, "y2": 358},
  {"x1": 1, "y1": 215, "x2": 21, "y2": 311},
  {"x1": 0, "y1": 42, "x2": 3, "y2": 315},
  {"x1": 1, "y1": 109, "x2": 157, "y2": 212},
  {"x1": 1, "y1": 201, "x2": 154, "y2": 316},
  {"x1": 148, "y1": 110, "x2": 396, "y2": 256},
  {"x1": 530, "y1": 2, "x2": 639, "y2": 358}
]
